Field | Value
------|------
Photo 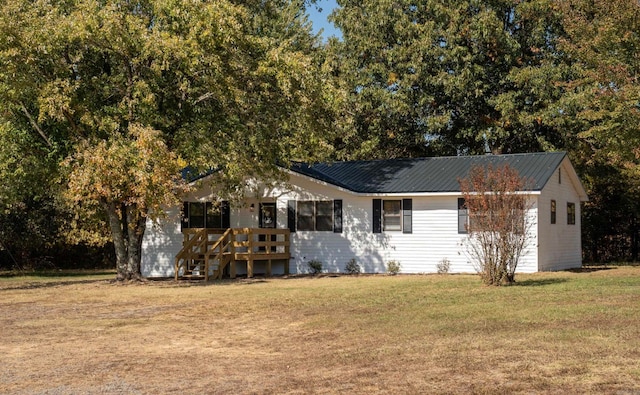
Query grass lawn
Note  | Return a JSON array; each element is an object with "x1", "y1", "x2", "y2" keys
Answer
[{"x1": 1, "y1": 267, "x2": 639, "y2": 394}]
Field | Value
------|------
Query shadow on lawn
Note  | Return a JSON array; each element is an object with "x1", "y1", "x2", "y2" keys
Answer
[
  {"x1": 566, "y1": 266, "x2": 615, "y2": 273},
  {"x1": 514, "y1": 278, "x2": 569, "y2": 287}
]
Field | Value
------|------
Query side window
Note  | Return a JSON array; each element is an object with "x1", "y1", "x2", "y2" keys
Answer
[
  {"x1": 567, "y1": 202, "x2": 576, "y2": 225},
  {"x1": 551, "y1": 200, "x2": 556, "y2": 225},
  {"x1": 382, "y1": 200, "x2": 402, "y2": 231},
  {"x1": 458, "y1": 198, "x2": 468, "y2": 234}
]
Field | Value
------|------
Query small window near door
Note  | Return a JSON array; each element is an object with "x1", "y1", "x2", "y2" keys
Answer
[{"x1": 260, "y1": 203, "x2": 276, "y2": 228}]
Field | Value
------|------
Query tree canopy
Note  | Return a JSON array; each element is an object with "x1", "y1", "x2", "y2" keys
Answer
[
  {"x1": 329, "y1": 0, "x2": 568, "y2": 159},
  {"x1": 0, "y1": 0, "x2": 337, "y2": 278}
]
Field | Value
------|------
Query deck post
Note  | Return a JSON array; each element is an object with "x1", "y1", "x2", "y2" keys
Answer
[
  {"x1": 248, "y1": 258, "x2": 254, "y2": 278},
  {"x1": 285, "y1": 231, "x2": 290, "y2": 275},
  {"x1": 247, "y1": 229, "x2": 254, "y2": 278},
  {"x1": 230, "y1": 230, "x2": 237, "y2": 279}
]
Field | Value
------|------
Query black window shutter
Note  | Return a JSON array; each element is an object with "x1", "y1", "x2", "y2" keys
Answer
[
  {"x1": 373, "y1": 199, "x2": 382, "y2": 233},
  {"x1": 458, "y1": 198, "x2": 468, "y2": 234},
  {"x1": 333, "y1": 199, "x2": 343, "y2": 233},
  {"x1": 287, "y1": 200, "x2": 296, "y2": 232},
  {"x1": 402, "y1": 198, "x2": 412, "y2": 234},
  {"x1": 181, "y1": 202, "x2": 189, "y2": 230},
  {"x1": 221, "y1": 201, "x2": 230, "y2": 228}
]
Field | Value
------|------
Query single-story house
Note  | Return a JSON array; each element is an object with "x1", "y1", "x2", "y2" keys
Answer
[{"x1": 141, "y1": 151, "x2": 588, "y2": 278}]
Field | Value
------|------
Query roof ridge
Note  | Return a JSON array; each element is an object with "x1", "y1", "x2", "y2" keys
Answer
[{"x1": 302, "y1": 151, "x2": 565, "y2": 167}]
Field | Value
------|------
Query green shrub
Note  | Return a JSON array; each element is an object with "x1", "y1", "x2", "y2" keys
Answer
[
  {"x1": 307, "y1": 259, "x2": 323, "y2": 274},
  {"x1": 344, "y1": 258, "x2": 361, "y2": 274},
  {"x1": 386, "y1": 260, "x2": 401, "y2": 275}
]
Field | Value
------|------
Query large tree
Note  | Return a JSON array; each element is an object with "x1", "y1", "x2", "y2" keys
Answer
[
  {"x1": 548, "y1": 0, "x2": 640, "y2": 262},
  {"x1": 329, "y1": 0, "x2": 567, "y2": 159},
  {"x1": 0, "y1": 0, "x2": 336, "y2": 279}
]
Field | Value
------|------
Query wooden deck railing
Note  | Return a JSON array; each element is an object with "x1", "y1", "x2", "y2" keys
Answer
[{"x1": 175, "y1": 228, "x2": 290, "y2": 280}]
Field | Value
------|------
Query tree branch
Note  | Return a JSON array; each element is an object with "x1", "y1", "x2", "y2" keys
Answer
[{"x1": 19, "y1": 103, "x2": 53, "y2": 148}]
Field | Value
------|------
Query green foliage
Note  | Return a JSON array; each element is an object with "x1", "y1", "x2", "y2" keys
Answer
[
  {"x1": 329, "y1": 0, "x2": 566, "y2": 159},
  {"x1": 0, "y1": 0, "x2": 336, "y2": 277},
  {"x1": 344, "y1": 258, "x2": 361, "y2": 274},
  {"x1": 580, "y1": 161, "x2": 640, "y2": 262},
  {"x1": 549, "y1": 0, "x2": 640, "y2": 182},
  {"x1": 307, "y1": 259, "x2": 323, "y2": 274},
  {"x1": 386, "y1": 260, "x2": 401, "y2": 275},
  {"x1": 535, "y1": 0, "x2": 640, "y2": 263}
]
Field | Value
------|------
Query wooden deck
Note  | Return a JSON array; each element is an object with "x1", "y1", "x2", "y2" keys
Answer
[{"x1": 174, "y1": 228, "x2": 291, "y2": 281}]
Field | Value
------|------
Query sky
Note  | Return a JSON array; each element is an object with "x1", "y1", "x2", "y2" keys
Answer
[{"x1": 306, "y1": 0, "x2": 342, "y2": 41}]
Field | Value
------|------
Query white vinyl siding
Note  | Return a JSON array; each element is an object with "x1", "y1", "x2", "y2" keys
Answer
[
  {"x1": 537, "y1": 159, "x2": 583, "y2": 271},
  {"x1": 141, "y1": 206, "x2": 184, "y2": 277},
  {"x1": 280, "y1": 175, "x2": 538, "y2": 274}
]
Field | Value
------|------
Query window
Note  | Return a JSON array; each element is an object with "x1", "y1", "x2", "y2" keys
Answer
[
  {"x1": 188, "y1": 202, "x2": 205, "y2": 228},
  {"x1": 458, "y1": 197, "x2": 524, "y2": 234},
  {"x1": 207, "y1": 204, "x2": 223, "y2": 228},
  {"x1": 551, "y1": 200, "x2": 556, "y2": 224},
  {"x1": 458, "y1": 198, "x2": 469, "y2": 234},
  {"x1": 182, "y1": 201, "x2": 229, "y2": 229},
  {"x1": 567, "y1": 202, "x2": 576, "y2": 225},
  {"x1": 297, "y1": 201, "x2": 315, "y2": 231},
  {"x1": 297, "y1": 201, "x2": 333, "y2": 231},
  {"x1": 316, "y1": 201, "x2": 333, "y2": 231},
  {"x1": 383, "y1": 200, "x2": 402, "y2": 231},
  {"x1": 373, "y1": 199, "x2": 412, "y2": 233}
]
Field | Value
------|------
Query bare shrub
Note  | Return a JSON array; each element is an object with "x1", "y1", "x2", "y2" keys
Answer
[
  {"x1": 437, "y1": 258, "x2": 451, "y2": 274},
  {"x1": 459, "y1": 164, "x2": 534, "y2": 285}
]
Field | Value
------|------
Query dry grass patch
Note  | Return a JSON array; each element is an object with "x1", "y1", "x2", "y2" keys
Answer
[{"x1": 1, "y1": 268, "x2": 639, "y2": 394}]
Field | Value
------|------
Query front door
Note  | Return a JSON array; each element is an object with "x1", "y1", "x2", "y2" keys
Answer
[{"x1": 259, "y1": 203, "x2": 277, "y2": 251}]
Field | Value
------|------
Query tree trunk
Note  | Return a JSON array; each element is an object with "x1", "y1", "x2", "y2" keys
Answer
[
  {"x1": 103, "y1": 200, "x2": 146, "y2": 281},
  {"x1": 125, "y1": 204, "x2": 146, "y2": 280}
]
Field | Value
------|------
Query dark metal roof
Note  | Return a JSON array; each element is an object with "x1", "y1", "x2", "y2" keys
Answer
[{"x1": 290, "y1": 152, "x2": 567, "y2": 194}]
